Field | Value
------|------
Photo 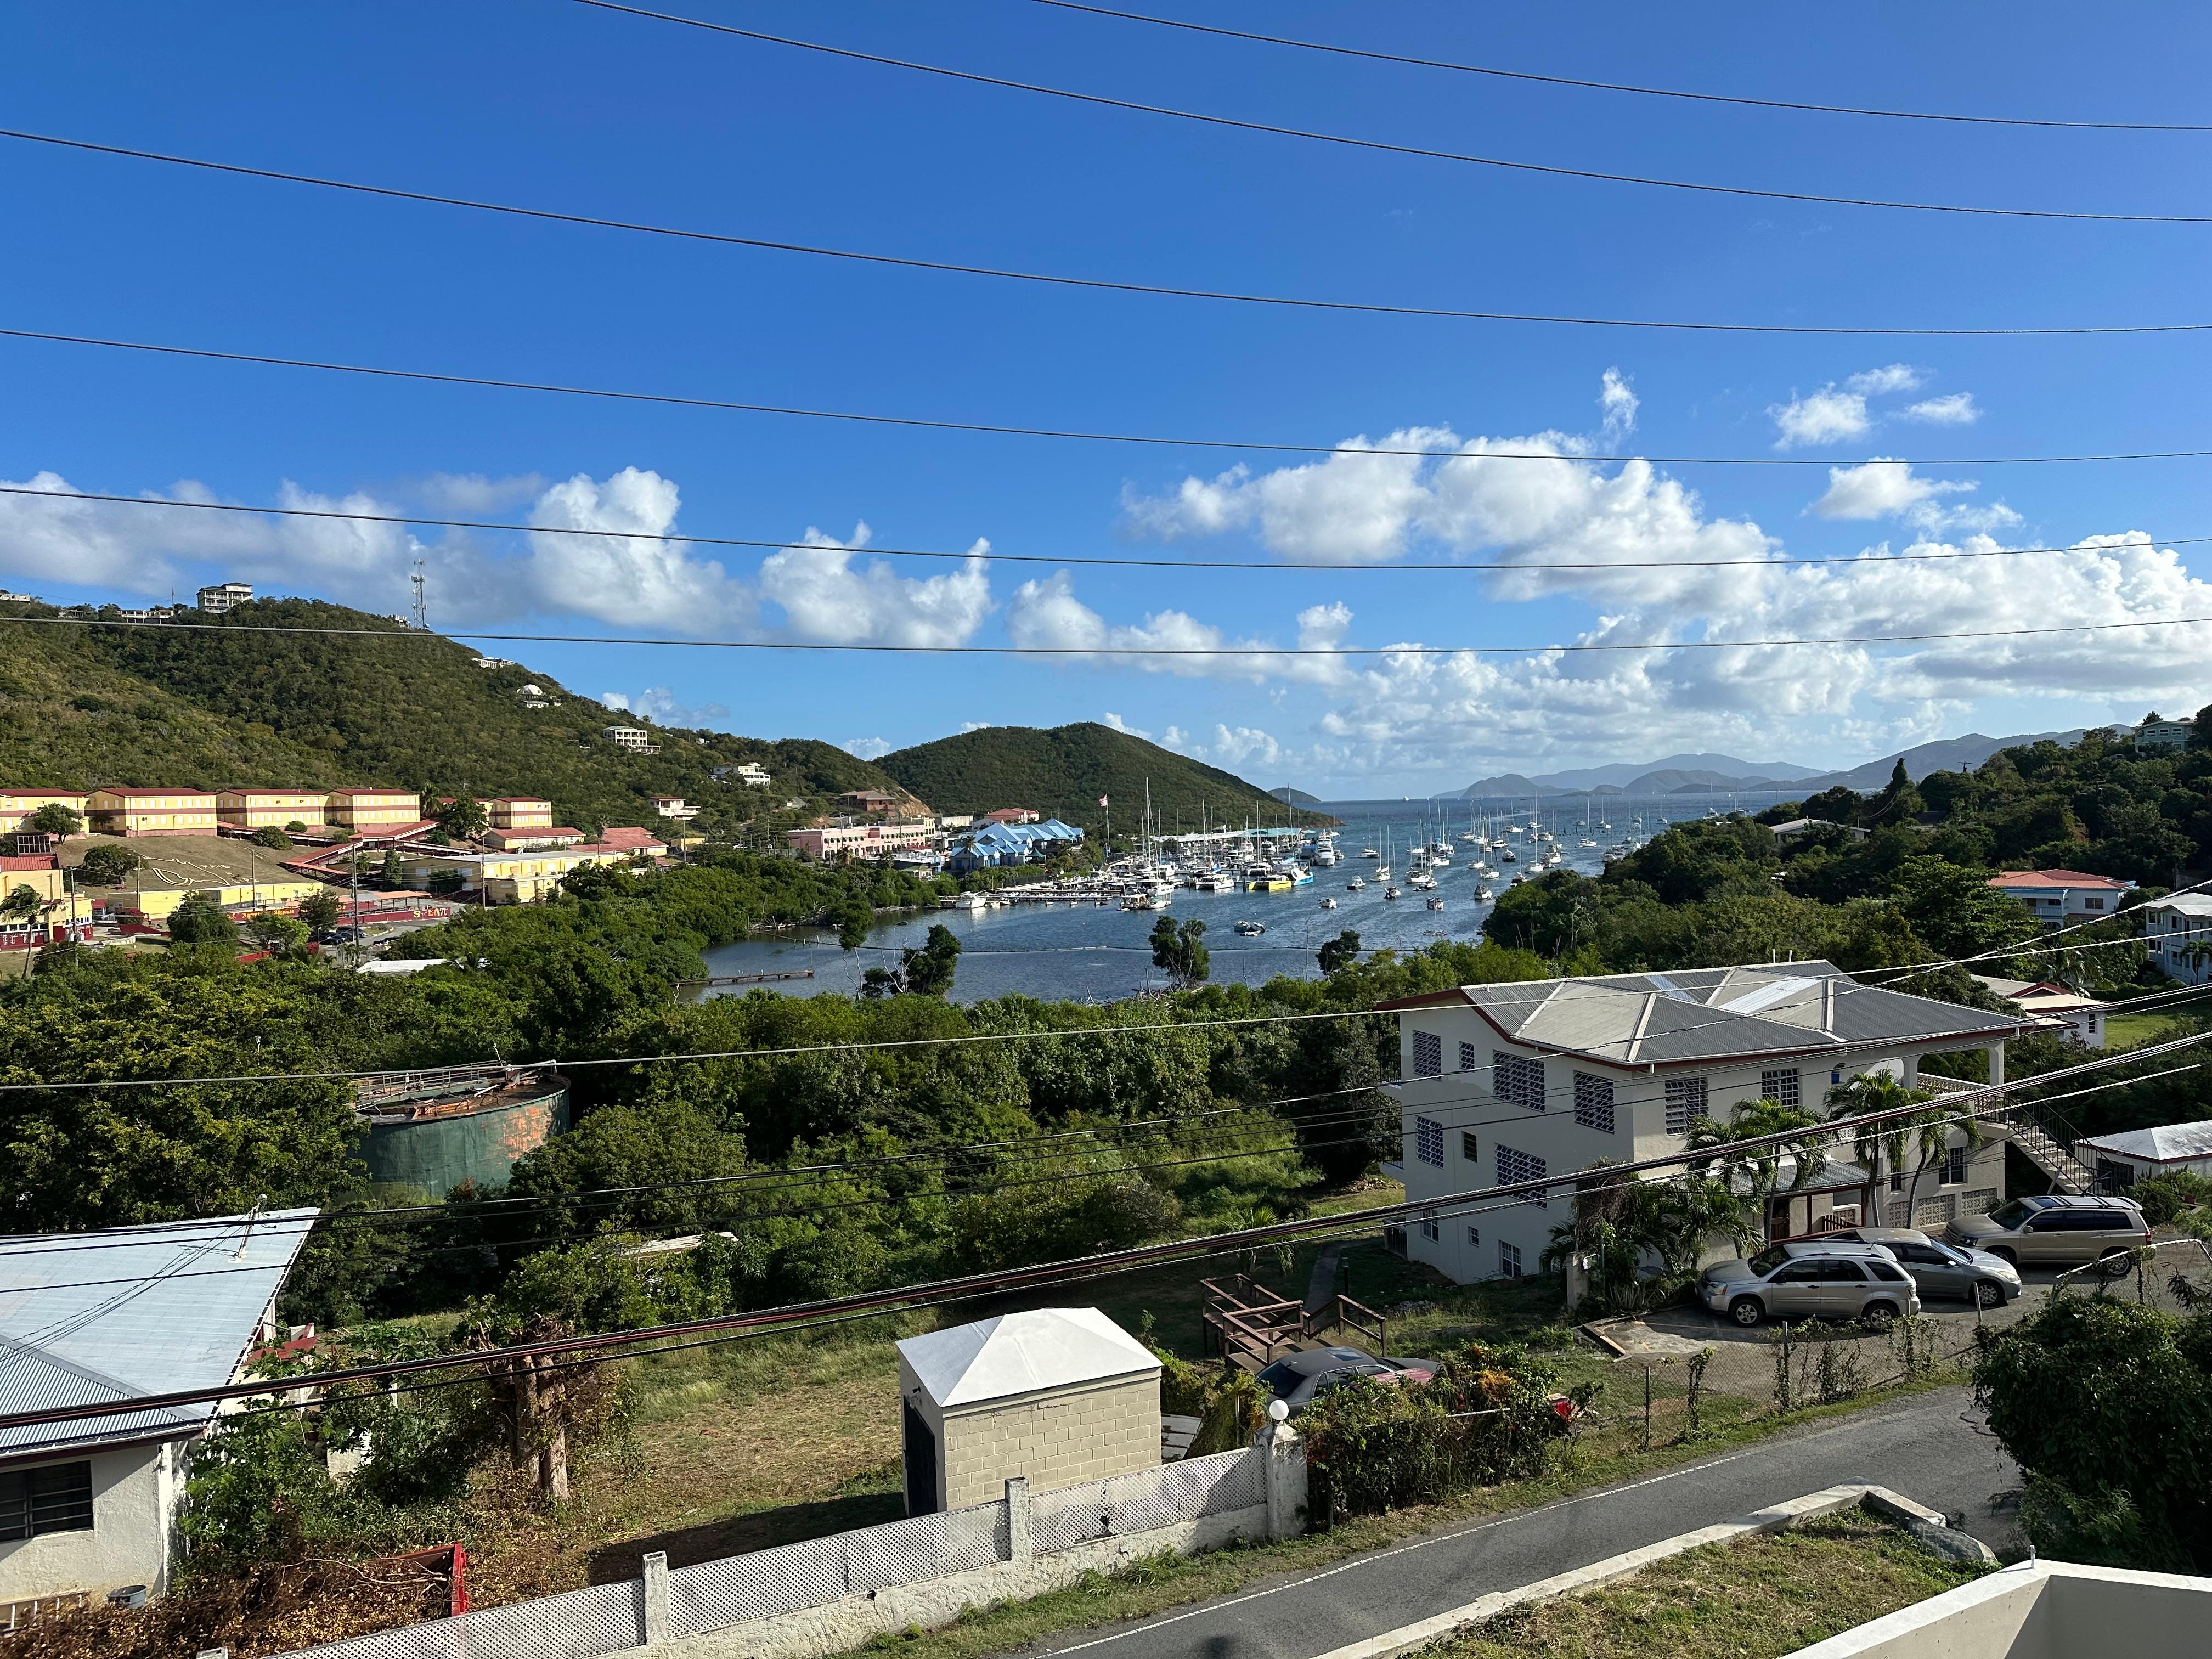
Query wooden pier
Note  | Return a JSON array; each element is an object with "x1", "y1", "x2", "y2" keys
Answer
[{"x1": 678, "y1": 969, "x2": 817, "y2": 988}]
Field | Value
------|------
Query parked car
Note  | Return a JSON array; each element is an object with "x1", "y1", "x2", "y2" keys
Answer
[
  {"x1": 1253, "y1": 1347, "x2": 1440, "y2": 1410},
  {"x1": 1824, "y1": 1227, "x2": 2021, "y2": 1308},
  {"x1": 1946, "y1": 1194, "x2": 2150, "y2": 1269},
  {"x1": 1698, "y1": 1240, "x2": 1921, "y2": 1328}
]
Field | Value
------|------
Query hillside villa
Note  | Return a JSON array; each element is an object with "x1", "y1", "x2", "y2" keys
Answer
[
  {"x1": 2142, "y1": 893, "x2": 2212, "y2": 985},
  {"x1": 1984, "y1": 867, "x2": 2136, "y2": 925},
  {"x1": 1382, "y1": 961, "x2": 2035, "y2": 1284}
]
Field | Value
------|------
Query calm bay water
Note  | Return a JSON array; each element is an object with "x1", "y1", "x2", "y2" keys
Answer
[{"x1": 693, "y1": 791, "x2": 1798, "y2": 1006}]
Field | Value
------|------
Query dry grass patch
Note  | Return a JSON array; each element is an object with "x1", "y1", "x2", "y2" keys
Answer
[{"x1": 1437, "y1": 1513, "x2": 1988, "y2": 1659}]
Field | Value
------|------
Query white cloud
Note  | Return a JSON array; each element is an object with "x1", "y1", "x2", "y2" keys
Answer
[
  {"x1": 602, "y1": 686, "x2": 730, "y2": 729},
  {"x1": 1599, "y1": 368, "x2": 1638, "y2": 440},
  {"x1": 1159, "y1": 723, "x2": 1285, "y2": 772},
  {"x1": 1006, "y1": 571, "x2": 1352, "y2": 684},
  {"x1": 1809, "y1": 461, "x2": 1978, "y2": 521},
  {"x1": 758, "y1": 523, "x2": 993, "y2": 646},
  {"x1": 1769, "y1": 387, "x2": 1871, "y2": 448},
  {"x1": 526, "y1": 467, "x2": 755, "y2": 633},
  {"x1": 1101, "y1": 712, "x2": 1153, "y2": 738},
  {"x1": 960, "y1": 720, "x2": 993, "y2": 733},
  {"x1": 842, "y1": 737, "x2": 893, "y2": 760},
  {"x1": 1901, "y1": 392, "x2": 1981, "y2": 426},
  {"x1": 1845, "y1": 364, "x2": 1926, "y2": 396},
  {"x1": 1125, "y1": 428, "x2": 1453, "y2": 563}
]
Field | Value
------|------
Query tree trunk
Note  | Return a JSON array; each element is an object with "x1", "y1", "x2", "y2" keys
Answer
[{"x1": 543, "y1": 1414, "x2": 570, "y2": 1502}]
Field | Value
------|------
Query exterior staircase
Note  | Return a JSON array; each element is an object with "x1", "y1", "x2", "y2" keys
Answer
[{"x1": 2005, "y1": 1115, "x2": 2095, "y2": 1194}]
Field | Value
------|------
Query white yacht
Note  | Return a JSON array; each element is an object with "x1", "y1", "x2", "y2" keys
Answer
[
  {"x1": 1578, "y1": 838, "x2": 1598, "y2": 849},
  {"x1": 1383, "y1": 884, "x2": 1401, "y2": 900},
  {"x1": 1346, "y1": 877, "x2": 1365, "y2": 891},
  {"x1": 1426, "y1": 895, "x2": 1446, "y2": 911},
  {"x1": 1234, "y1": 919, "x2": 1266, "y2": 936},
  {"x1": 1498, "y1": 848, "x2": 1517, "y2": 864},
  {"x1": 1361, "y1": 847, "x2": 1380, "y2": 859}
]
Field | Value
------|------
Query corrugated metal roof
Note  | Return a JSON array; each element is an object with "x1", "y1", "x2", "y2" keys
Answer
[
  {"x1": 1450, "y1": 961, "x2": 2029, "y2": 1066},
  {"x1": 0, "y1": 1209, "x2": 317, "y2": 1460}
]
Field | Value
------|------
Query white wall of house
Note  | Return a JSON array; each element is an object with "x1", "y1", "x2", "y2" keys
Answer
[
  {"x1": 0, "y1": 1440, "x2": 185, "y2": 1604},
  {"x1": 1392, "y1": 1015, "x2": 2011, "y2": 1285},
  {"x1": 2143, "y1": 899, "x2": 2212, "y2": 988}
]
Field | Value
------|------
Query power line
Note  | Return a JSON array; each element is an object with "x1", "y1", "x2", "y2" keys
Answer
[
  {"x1": 570, "y1": 2, "x2": 2212, "y2": 225},
  {"x1": 8, "y1": 122, "x2": 2212, "y2": 351},
  {"x1": 8, "y1": 605, "x2": 2212, "y2": 661},
  {"x1": 1025, "y1": 1, "x2": 2212, "y2": 134},
  {"x1": 5, "y1": 480, "x2": 2208, "y2": 578},
  {"x1": 3, "y1": 1031, "x2": 2193, "y2": 1433}
]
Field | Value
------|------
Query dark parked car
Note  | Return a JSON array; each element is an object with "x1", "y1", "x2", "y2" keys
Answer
[
  {"x1": 1253, "y1": 1347, "x2": 1440, "y2": 1410},
  {"x1": 1824, "y1": 1227, "x2": 2021, "y2": 1307}
]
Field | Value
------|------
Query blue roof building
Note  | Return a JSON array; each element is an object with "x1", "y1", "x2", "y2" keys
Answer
[
  {"x1": 944, "y1": 819, "x2": 1085, "y2": 873},
  {"x1": 0, "y1": 1209, "x2": 317, "y2": 1603}
]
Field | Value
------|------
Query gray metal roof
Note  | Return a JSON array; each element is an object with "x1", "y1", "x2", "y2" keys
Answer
[
  {"x1": 0, "y1": 1209, "x2": 317, "y2": 1462},
  {"x1": 2077, "y1": 1120, "x2": 2212, "y2": 1165},
  {"x1": 1443, "y1": 961, "x2": 2030, "y2": 1068}
]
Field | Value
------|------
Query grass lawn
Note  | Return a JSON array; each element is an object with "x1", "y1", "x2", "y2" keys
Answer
[
  {"x1": 1440, "y1": 1512, "x2": 1989, "y2": 1659},
  {"x1": 2104, "y1": 1002, "x2": 2212, "y2": 1051}
]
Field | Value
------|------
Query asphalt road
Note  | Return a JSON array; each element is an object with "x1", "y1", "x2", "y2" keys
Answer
[{"x1": 1028, "y1": 1388, "x2": 2017, "y2": 1659}]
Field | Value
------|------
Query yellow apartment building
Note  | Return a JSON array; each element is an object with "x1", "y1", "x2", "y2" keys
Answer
[
  {"x1": 217, "y1": 789, "x2": 332, "y2": 831},
  {"x1": 0, "y1": 856, "x2": 94, "y2": 950},
  {"x1": 84, "y1": 788, "x2": 221, "y2": 837},
  {"x1": 395, "y1": 845, "x2": 629, "y2": 905},
  {"x1": 326, "y1": 788, "x2": 423, "y2": 830},
  {"x1": 485, "y1": 797, "x2": 555, "y2": 830},
  {"x1": 0, "y1": 791, "x2": 90, "y2": 834},
  {"x1": 110, "y1": 881, "x2": 329, "y2": 922}
]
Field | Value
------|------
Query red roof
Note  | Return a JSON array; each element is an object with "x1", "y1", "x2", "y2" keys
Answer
[
  {"x1": 0, "y1": 855, "x2": 60, "y2": 872},
  {"x1": 91, "y1": 787, "x2": 217, "y2": 799},
  {"x1": 1987, "y1": 869, "x2": 2132, "y2": 889},
  {"x1": 596, "y1": 826, "x2": 666, "y2": 850}
]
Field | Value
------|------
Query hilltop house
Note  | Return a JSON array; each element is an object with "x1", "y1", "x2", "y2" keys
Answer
[
  {"x1": 1381, "y1": 961, "x2": 2035, "y2": 1283},
  {"x1": 1985, "y1": 868, "x2": 2136, "y2": 926},
  {"x1": 0, "y1": 1211, "x2": 315, "y2": 1605},
  {"x1": 2142, "y1": 893, "x2": 2212, "y2": 986}
]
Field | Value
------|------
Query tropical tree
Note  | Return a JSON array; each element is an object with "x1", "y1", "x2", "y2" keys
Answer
[
  {"x1": 860, "y1": 923, "x2": 963, "y2": 998},
  {"x1": 1686, "y1": 1098, "x2": 1830, "y2": 1239},
  {"x1": 1825, "y1": 1073, "x2": 1979, "y2": 1226},
  {"x1": 1316, "y1": 929, "x2": 1362, "y2": 975},
  {"x1": 296, "y1": 887, "x2": 345, "y2": 932},
  {"x1": 241, "y1": 912, "x2": 312, "y2": 959},
  {"x1": 77, "y1": 844, "x2": 141, "y2": 886},
  {"x1": 253, "y1": 825, "x2": 292, "y2": 851},
  {"x1": 24, "y1": 803, "x2": 81, "y2": 838},
  {"x1": 1, "y1": 884, "x2": 42, "y2": 924},
  {"x1": 436, "y1": 795, "x2": 490, "y2": 839},
  {"x1": 1149, "y1": 916, "x2": 1210, "y2": 988},
  {"x1": 1543, "y1": 1164, "x2": 1756, "y2": 1313},
  {"x1": 165, "y1": 890, "x2": 239, "y2": 946}
]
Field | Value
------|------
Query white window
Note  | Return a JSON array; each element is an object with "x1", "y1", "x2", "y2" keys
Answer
[
  {"x1": 1943, "y1": 1145, "x2": 1969, "y2": 1186},
  {"x1": 1572, "y1": 1071, "x2": 1616, "y2": 1134},
  {"x1": 1420, "y1": 1211, "x2": 1440, "y2": 1242},
  {"x1": 1412, "y1": 1030, "x2": 1442, "y2": 1078},
  {"x1": 1496, "y1": 1143, "x2": 1548, "y2": 1207},
  {"x1": 1664, "y1": 1075, "x2": 1708, "y2": 1135},
  {"x1": 1415, "y1": 1116, "x2": 1444, "y2": 1168},
  {"x1": 1499, "y1": 1240, "x2": 1522, "y2": 1279},
  {"x1": 1759, "y1": 1068, "x2": 1801, "y2": 1108},
  {"x1": 1494, "y1": 1052, "x2": 1547, "y2": 1111},
  {"x1": 1466, "y1": 1224, "x2": 1481, "y2": 1248}
]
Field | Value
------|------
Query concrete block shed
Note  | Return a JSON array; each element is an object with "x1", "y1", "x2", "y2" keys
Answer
[{"x1": 895, "y1": 1308, "x2": 1161, "y2": 1515}]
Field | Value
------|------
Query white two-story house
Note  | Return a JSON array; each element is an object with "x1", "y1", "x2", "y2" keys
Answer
[{"x1": 1380, "y1": 961, "x2": 2036, "y2": 1284}]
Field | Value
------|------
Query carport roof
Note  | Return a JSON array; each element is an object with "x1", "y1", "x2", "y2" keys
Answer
[{"x1": 898, "y1": 1308, "x2": 1159, "y2": 1409}]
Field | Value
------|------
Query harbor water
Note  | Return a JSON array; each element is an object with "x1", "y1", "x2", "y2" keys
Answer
[{"x1": 692, "y1": 791, "x2": 1797, "y2": 1006}]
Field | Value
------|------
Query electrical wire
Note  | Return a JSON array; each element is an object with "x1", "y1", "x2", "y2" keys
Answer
[
  {"x1": 9, "y1": 606, "x2": 2212, "y2": 660},
  {"x1": 2, "y1": 479, "x2": 2207, "y2": 577},
  {"x1": 569, "y1": 2, "x2": 2212, "y2": 225},
  {"x1": 9, "y1": 120, "x2": 2212, "y2": 359},
  {"x1": 2, "y1": 1030, "x2": 2193, "y2": 1432},
  {"x1": 1024, "y1": 1, "x2": 2212, "y2": 134}
]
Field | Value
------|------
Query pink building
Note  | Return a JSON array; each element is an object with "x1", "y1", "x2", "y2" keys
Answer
[{"x1": 786, "y1": 822, "x2": 934, "y2": 862}]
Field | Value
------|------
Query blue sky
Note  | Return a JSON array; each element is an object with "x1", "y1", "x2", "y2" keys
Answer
[{"x1": 3, "y1": 1, "x2": 2209, "y2": 793}]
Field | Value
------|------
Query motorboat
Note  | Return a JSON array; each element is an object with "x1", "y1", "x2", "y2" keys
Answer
[
  {"x1": 1234, "y1": 919, "x2": 1266, "y2": 936},
  {"x1": 1579, "y1": 838, "x2": 1598, "y2": 849},
  {"x1": 1119, "y1": 891, "x2": 1160, "y2": 911},
  {"x1": 1241, "y1": 861, "x2": 1293, "y2": 893},
  {"x1": 1426, "y1": 896, "x2": 1446, "y2": 911},
  {"x1": 1475, "y1": 884, "x2": 1495, "y2": 901},
  {"x1": 1509, "y1": 872, "x2": 1528, "y2": 887},
  {"x1": 1498, "y1": 849, "x2": 1517, "y2": 864},
  {"x1": 1361, "y1": 847, "x2": 1380, "y2": 859},
  {"x1": 1320, "y1": 897, "x2": 1338, "y2": 910},
  {"x1": 940, "y1": 891, "x2": 989, "y2": 911},
  {"x1": 1383, "y1": 885, "x2": 1401, "y2": 900},
  {"x1": 1408, "y1": 871, "x2": 1436, "y2": 891},
  {"x1": 1430, "y1": 851, "x2": 1452, "y2": 867},
  {"x1": 1346, "y1": 877, "x2": 1365, "y2": 891}
]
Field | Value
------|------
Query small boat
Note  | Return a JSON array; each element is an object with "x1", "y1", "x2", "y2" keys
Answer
[
  {"x1": 1234, "y1": 919, "x2": 1266, "y2": 936},
  {"x1": 1383, "y1": 885, "x2": 1401, "y2": 900},
  {"x1": 1426, "y1": 896, "x2": 1446, "y2": 911},
  {"x1": 1499, "y1": 849, "x2": 1517, "y2": 864},
  {"x1": 1374, "y1": 863, "x2": 1392, "y2": 879},
  {"x1": 1119, "y1": 892, "x2": 1159, "y2": 911},
  {"x1": 1346, "y1": 877, "x2": 1365, "y2": 891},
  {"x1": 1361, "y1": 847, "x2": 1379, "y2": 859},
  {"x1": 1475, "y1": 884, "x2": 1495, "y2": 901},
  {"x1": 1578, "y1": 838, "x2": 1598, "y2": 849},
  {"x1": 1430, "y1": 852, "x2": 1451, "y2": 867},
  {"x1": 1509, "y1": 872, "x2": 1528, "y2": 887},
  {"x1": 1320, "y1": 896, "x2": 1338, "y2": 910}
]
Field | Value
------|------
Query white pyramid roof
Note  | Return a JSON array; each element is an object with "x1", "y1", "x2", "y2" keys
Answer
[{"x1": 898, "y1": 1307, "x2": 1159, "y2": 1409}]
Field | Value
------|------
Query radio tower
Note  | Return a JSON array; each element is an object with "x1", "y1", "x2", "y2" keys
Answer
[{"x1": 409, "y1": 557, "x2": 428, "y2": 630}]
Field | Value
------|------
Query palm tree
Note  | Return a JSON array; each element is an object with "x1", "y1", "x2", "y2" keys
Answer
[
  {"x1": 1687, "y1": 1097, "x2": 1830, "y2": 1243},
  {"x1": 1825, "y1": 1074, "x2": 1979, "y2": 1226}
]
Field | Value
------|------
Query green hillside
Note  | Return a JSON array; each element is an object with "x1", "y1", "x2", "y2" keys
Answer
[
  {"x1": 0, "y1": 597, "x2": 916, "y2": 834},
  {"x1": 875, "y1": 722, "x2": 1336, "y2": 834}
]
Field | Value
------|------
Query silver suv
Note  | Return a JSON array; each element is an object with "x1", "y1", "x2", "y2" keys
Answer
[
  {"x1": 1699, "y1": 1241, "x2": 1922, "y2": 1329},
  {"x1": 1946, "y1": 1194, "x2": 2149, "y2": 1268}
]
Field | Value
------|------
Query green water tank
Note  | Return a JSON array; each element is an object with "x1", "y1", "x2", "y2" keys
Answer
[{"x1": 357, "y1": 1081, "x2": 571, "y2": 1195}]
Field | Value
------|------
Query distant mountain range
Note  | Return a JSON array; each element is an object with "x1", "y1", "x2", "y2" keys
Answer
[{"x1": 1451, "y1": 731, "x2": 2087, "y2": 801}]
